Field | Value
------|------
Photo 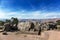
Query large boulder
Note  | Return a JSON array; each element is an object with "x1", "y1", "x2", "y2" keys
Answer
[{"x1": 18, "y1": 22, "x2": 30, "y2": 31}]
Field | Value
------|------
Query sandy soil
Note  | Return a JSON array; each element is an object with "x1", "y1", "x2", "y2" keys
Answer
[
  {"x1": 0, "y1": 32, "x2": 42, "y2": 40},
  {"x1": 48, "y1": 30, "x2": 60, "y2": 40},
  {"x1": 41, "y1": 30, "x2": 60, "y2": 40},
  {"x1": 0, "y1": 30, "x2": 60, "y2": 40}
]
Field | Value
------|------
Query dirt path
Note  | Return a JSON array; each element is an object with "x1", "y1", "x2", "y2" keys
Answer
[
  {"x1": 0, "y1": 32, "x2": 41, "y2": 40},
  {"x1": 0, "y1": 30, "x2": 60, "y2": 40},
  {"x1": 48, "y1": 30, "x2": 60, "y2": 40},
  {"x1": 41, "y1": 30, "x2": 60, "y2": 40}
]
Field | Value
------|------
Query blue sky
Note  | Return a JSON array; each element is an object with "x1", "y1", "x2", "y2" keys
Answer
[{"x1": 0, "y1": 0, "x2": 60, "y2": 19}]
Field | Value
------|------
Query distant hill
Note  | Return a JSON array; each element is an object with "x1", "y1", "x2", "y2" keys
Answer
[
  {"x1": 19, "y1": 18, "x2": 60, "y2": 23},
  {"x1": 0, "y1": 18, "x2": 60, "y2": 23}
]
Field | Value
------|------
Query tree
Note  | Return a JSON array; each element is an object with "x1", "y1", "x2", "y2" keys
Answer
[
  {"x1": 11, "y1": 17, "x2": 19, "y2": 26},
  {"x1": 11, "y1": 17, "x2": 19, "y2": 30}
]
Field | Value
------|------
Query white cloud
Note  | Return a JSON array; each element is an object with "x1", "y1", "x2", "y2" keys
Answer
[
  {"x1": 45, "y1": 12, "x2": 60, "y2": 19},
  {"x1": 0, "y1": 9, "x2": 60, "y2": 19}
]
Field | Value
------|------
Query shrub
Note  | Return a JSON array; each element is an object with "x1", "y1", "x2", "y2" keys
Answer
[{"x1": 56, "y1": 20, "x2": 60, "y2": 25}]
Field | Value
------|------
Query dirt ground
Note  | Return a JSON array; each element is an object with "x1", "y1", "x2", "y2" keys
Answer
[{"x1": 0, "y1": 30, "x2": 60, "y2": 40}]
